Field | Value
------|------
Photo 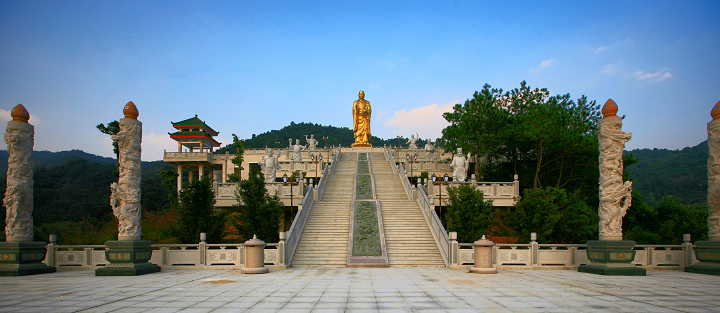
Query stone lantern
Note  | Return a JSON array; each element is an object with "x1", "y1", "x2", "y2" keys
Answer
[
  {"x1": 469, "y1": 235, "x2": 497, "y2": 274},
  {"x1": 242, "y1": 235, "x2": 269, "y2": 274}
]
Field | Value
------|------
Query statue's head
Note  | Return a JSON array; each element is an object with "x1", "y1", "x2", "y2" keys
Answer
[
  {"x1": 296, "y1": 139, "x2": 300, "y2": 144},
  {"x1": 310, "y1": 134, "x2": 314, "y2": 138},
  {"x1": 267, "y1": 148, "x2": 273, "y2": 155},
  {"x1": 358, "y1": 90, "x2": 365, "y2": 99},
  {"x1": 457, "y1": 147, "x2": 462, "y2": 154}
]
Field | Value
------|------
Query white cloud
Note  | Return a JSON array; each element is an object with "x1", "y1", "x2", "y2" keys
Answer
[
  {"x1": 0, "y1": 109, "x2": 10, "y2": 123},
  {"x1": 594, "y1": 46, "x2": 608, "y2": 53},
  {"x1": 384, "y1": 102, "x2": 455, "y2": 141},
  {"x1": 630, "y1": 69, "x2": 672, "y2": 82},
  {"x1": 142, "y1": 132, "x2": 178, "y2": 161},
  {"x1": 529, "y1": 59, "x2": 556, "y2": 74},
  {"x1": 601, "y1": 64, "x2": 618, "y2": 75}
]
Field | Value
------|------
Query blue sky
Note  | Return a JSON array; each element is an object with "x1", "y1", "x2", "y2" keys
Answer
[{"x1": 1, "y1": 1, "x2": 718, "y2": 161}]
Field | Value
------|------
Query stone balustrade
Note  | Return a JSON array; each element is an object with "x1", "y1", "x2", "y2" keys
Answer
[
  {"x1": 43, "y1": 234, "x2": 286, "y2": 269},
  {"x1": 450, "y1": 233, "x2": 698, "y2": 270}
]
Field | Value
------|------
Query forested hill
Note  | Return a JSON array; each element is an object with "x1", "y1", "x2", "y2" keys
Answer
[
  {"x1": 625, "y1": 140, "x2": 707, "y2": 206},
  {"x1": 0, "y1": 150, "x2": 174, "y2": 230},
  {"x1": 215, "y1": 121, "x2": 428, "y2": 153}
]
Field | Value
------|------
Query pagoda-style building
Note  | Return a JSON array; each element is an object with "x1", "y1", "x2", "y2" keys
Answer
[
  {"x1": 169, "y1": 115, "x2": 221, "y2": 153},
  {"x1": 164, "y1": 115, "x2": 236, "y2": 205}
]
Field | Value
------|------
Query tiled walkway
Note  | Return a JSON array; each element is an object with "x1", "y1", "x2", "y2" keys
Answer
[{"x1": 1, "y1": 268, "x2": 719, "y2": 312}]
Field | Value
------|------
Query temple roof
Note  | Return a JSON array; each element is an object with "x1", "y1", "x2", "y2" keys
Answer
[
  {"x1": 169, "y1": 130, "x2": 221, "y2": 147},
  {"x1": 171, "y1": 115, "x2": 219, "y2": 136}
]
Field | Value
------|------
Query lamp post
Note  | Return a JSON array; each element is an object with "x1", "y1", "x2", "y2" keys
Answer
[
  {"x1": 322, "y1": 136, "x2": 330, "y2": 161},
  {"x1": 432, "y1": 173, "x2": 449, "y2": 224},
  {"x1": 406, "y1": 154, "x2": 418, "y2": 184},
  {"x1": 310, "y1": 154, "x2": 322, "y2": 186},
  {"x1": 283, "y1": 173, "x2": 301, "y2": 224}
]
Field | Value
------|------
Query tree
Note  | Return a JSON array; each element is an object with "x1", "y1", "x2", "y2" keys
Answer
[
  {"x1": 174, "y1": 176, "x2": 226, "y2": 243},
  {"x1": 498, "y1": 187, "x2": 597, "y2": 243},
  {"x1": 444, "y1": 184, "x2": 496, "y2": 243},
  {"x1": 96, "y1": 121, "x2": 120, "y2": 176},
  {"x1": 440, "y1": 81, "x2": 600, "y2": 196},
  {"x1": 231, "y1": 172, "x2": 282, "y2": 242},
  {"x1": 227, "y1": 134, "x2": 245, "y2": 182}
]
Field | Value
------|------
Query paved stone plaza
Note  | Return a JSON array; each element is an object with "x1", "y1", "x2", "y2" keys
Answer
[{"x1": 1, "y1": 268, "x2": 719, "y2": 312}]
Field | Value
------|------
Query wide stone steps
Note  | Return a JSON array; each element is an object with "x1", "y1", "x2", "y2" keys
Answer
[
  {"x1": 366, "y1": 152, "x2": 445, "y2": 267},
  {"x1": 291, "y1": 154, "x2": 355, "y2": 267}
]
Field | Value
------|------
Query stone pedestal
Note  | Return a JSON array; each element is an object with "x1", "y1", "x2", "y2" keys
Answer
[
  {"x1": 0, "y1": 242, "x2": 56, "y2": 276},
  {"x1": 686, "y1": 241, "x2": 720, "y2": 275},
  {"x1": 95, "y1": 240, "x2": 160, "y2": 276},
  {"x1": 242, "y1": 235, "x2": 269, "y2": 274},
  {"x1": 469, "y1": 236, "x2": 497, "y2": 274},
  {"x1": 578, "y1": 240, "x2": 646, "y2": 276}
]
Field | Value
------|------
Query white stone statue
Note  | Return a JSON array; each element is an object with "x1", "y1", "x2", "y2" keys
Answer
[
  {"x1": 450, "y1": 147, "x2": 469, "y2": 182},
  {"x1": 4, "y1": 104, "x2": 34, "y2": 242},
  {"x1": 707, "y1": 103, "x2": 720, "y2": 241},
  {"x1": 110, "y1": 102, "x2": 143, "y2": 241},
  {"x1": 597, "y1": 100, "x2": 632, "y2": 241},
  {"x1": 291, "y1": 139, "x2": 305, "y2": 162},
  {"x1": 259, "y1": 148, "x2": 281, "y2": 183},
  {"x1": 424, "y1": 138, "x2": 436, "y2": 162},
  {"x1": 305, "y1": 134, "x2": 318, "y2": 151},
  {"x1": 407, "y1": 133, "x2": 419, "y2": 150}
]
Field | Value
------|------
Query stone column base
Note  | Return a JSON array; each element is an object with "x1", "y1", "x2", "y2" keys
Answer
[
  {"x1": 686, "y1": 241, "x2": 720, "y2": 275},
  {"x1": 469, "y1": 267, "x2": 497, "y2": 274},
  {"x1": 95, "y1": 240, "x2": 161, "y2": 276},
  {"x1": 0, "y1": 242, "x2": 56, "y2": 276},
  {"x1": 241, "y1": 267, "x2": 270, "y2": 274},
  {"x1": 578, "y1": 240, "x2": 646, "y2": 276}
]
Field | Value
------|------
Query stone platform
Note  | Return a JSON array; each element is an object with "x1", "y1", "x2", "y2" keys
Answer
[{"x1": 0, "y1": 268, "x2": 718, "y2": 312}]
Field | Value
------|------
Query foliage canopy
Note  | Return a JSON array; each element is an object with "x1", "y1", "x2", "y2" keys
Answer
[{"x1": 231, "y1": 171, "x2": 283, "y2": 243}]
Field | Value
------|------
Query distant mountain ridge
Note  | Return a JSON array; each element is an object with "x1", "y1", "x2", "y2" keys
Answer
[
  {"x1": 625, "y1": 141, "x2": 707, "y2": 206},
  {"x1": 0, "y1": 135, "x2": 708, "y2": 208}
]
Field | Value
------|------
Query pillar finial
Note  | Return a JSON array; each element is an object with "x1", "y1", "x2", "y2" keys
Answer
[
  {"x1": 123, "y1": 101, "x2": 139, "y2": 119},
  {"x1": 10, "y1": 104, "x2": 30, "y2": 123},
  {"x1": 601, "y1": 99, "x2": 618, "y2": 118},
  {"x1": 711, "y1": 100, "x2": 720, "y2": 121}
]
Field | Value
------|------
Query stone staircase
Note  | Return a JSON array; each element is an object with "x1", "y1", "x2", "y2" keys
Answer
[
  {"x1": 291, "y1": 152, "x2": 445, "y2": 267},
  {"x1": 291, "y1": 153, "x2": 355, "y2": 267},
  {"x1": 369, "y1": 153, "x2": 445, "y2": 267}
]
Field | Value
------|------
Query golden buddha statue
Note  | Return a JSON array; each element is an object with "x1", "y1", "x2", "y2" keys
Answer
[{"x1": 352, "y1": 91, "x2": 372, "y2": 147}]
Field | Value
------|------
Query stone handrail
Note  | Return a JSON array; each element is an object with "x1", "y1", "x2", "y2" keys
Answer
[
  {"x1": 163, "y1": 151, "x2": 211, "y2": 162},
  {"x1": 316, "y1": 149, "x2": 341, "y2": 201},
  {"x1": 449, "y1": 234, "x2": 698, "y2": 270},
  {"x1": 283, "y1": 182, "x2": 315, "y2": 265},
  {"x1": 416, "y1": 186, "x2": 450, "y2": 266},
  {"x1": 43, "y1": 239, "x2": 285, "y2": 269},
  {"x1": 397, "y1": 163, "x2": 412, "y2": 201}
]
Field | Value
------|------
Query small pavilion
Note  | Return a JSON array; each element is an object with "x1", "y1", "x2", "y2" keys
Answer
[
  {"x1": 165, "y1": 115, "x2": 223, "y2": 194},
  {"x1": 169, "y1": 115, "x2": 221, "y2": 153}
]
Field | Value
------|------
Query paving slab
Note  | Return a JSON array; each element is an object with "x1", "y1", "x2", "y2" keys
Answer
[{"x1": 1, "y1": 267, "x2": 719, "y2": 312}]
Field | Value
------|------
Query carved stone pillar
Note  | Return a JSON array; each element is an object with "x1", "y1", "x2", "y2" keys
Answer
[
  {"x1": 579, "y1": 99, "x2": 645, "y2": 276},
  {"x1": 96, "y1": 102, "x2": 160, "y2": 276},
  {"x1": 686, "y1": 101, "x2": 720, "y2": 275},
  {"x1": 0, "y1": 104, "x2": 56, "y2": 276}
]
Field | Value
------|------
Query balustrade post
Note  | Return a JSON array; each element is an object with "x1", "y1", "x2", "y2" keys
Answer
[
  {"x1": 278, "y1": 232, "x2": 286, "y2": 266},
  {"x1": 449, "y1": 232, "x2": 458, "y2": 266},
  {"x1": 45, "y1": 234, "x2": 57, "y2": 267},
  {"x1": 199, "y1": 232, "x2": 206, "y2": 265},
  {"x1": 530, "y1": 232, "x2": 538, "y2": 266},
  {"x1": 683, "y1": 234, "x2": 693, "y2": 267}
]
